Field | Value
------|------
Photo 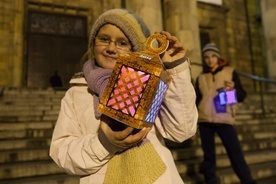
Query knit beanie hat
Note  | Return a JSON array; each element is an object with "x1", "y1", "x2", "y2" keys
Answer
[
  {"x1": 202, "y1": 43, "x2": 221, "y2": 58},
  {"x1": 89, "y1": 8, "x2": 151, "y2": 57}
]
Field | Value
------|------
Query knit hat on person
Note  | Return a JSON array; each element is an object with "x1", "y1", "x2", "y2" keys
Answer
[
  {"x1": 88, "y1": 8, "x2": 151, "y2": 56},
  {"x1": 202, "y1": 43, "x2": 221, "y2": 58}
]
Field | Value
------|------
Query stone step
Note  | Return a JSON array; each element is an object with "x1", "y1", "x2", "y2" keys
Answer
[
  {"x1": 0, "y1": 128, "x2": 274, "y2": 153},
  {"x1": 170, "y1": 137, "x2": 276, "y2": 161},
  {"x1": 217, "y1": 161, "x2": 276, "y2": 183},
  {"x1": 1, "y1": 99, "x2": 62, "y2": 104},
  {"x1": 0, "y1": 101, "x2": 61, "y2": 106},
  {"x1": 0, "y1": 138, "x2": 50, "y2": 151},
  {"x1": 0, "y1": 109, "x2": 59, "y2": 117},
  {"x1": 1, "y1": 117, "x2": 274, "y2": 140},
  {"x1": 1, "y1": 149, "x2": 275, "y2": 183},
  {"x1": 0, "y1": 136, "x2": 275, "y2": 165},
  {"x1": 0, "y1": 114, "x2": 58, "y2": 122},
  {"x1": 0, "y1": 128, "x2": 53, "y2": 140},
  {"x1": 242, "y1": 92, "x2": 276, "y2": 105},
  {"x1": 0, "y1": 89, "x2": 275, "y2": 184},
  {"x1": 0, "y1": 104, "x2": 266, "y2": 116},
  {"x1": 254, "y1": 176, "x2": 276, "y2": 184},
  {"x1": 0, "y1": 89, "x2": 65, "y2": 107},
  {"x1": 0, "y1": 92, "x2": 62, "y2": 98},
  {"x1": 236, "y1": 122, "x2": 276, "y2": 133},
  {"x1": 1, "y1": 90, "x2": 66, "y2": 101},
  {"x1": 0, "y1": 148, "x2": 50, "y2": 164},
  {"x1": 175, "y1": 148, "x2": 276, "y2": 174},
  {"x1": 0, "y1": 174, "x2": 79, "y2": 184},
  {"x1": 0, "y1": 110, "x2": 44, "y2": 117},
  {"x1": 180, "y1": 160, "x2": 276, "y2": 184},
  {"x1": 1, "y1": 91, "x2": 64, "y2": 96},
  {"x1": 0, "y1": 121, "x2": 54, "y2": 140},
  {"x1": 0, "y1": 90, "x2": 273, "y2": 111},
  {"x1": 0, "y1": 121, "x2": 54, "y2": 131},
  {"x1": 0, "y1": 160, "x2": 65, "y2": 180},
  {"x1": 166, "y1": 131, "x2": 276, "y2": 150},
  {"x1": 235, "y1": 112, "x2": 276, "y2": 121},
  {"x1": 0, "y1": 104, "x2": 59, "y2": 111}
]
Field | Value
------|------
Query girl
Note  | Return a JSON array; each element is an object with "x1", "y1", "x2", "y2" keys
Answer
[
  {"x1": 195, "y1": 43, "x2": 255, "y2": 184},
  {"x1": 50, "y1": 9, "x2": 198, "y2": 184}
]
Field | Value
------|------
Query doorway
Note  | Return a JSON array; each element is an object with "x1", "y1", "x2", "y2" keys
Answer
[{"x1": 27, "y1": 11, "x2": 87, "y2": 88}]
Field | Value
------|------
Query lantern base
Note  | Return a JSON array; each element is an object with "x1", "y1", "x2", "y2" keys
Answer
[{"x1": 108, "y1": 119, "x2": 142, "y2": 134}]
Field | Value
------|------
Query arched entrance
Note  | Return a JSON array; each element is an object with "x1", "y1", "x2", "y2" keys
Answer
[{"x1": 26, "y1": 11, "x2": 87, "y2": 88}]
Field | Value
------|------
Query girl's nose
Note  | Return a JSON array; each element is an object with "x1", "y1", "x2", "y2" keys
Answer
[{"x1": 106, "y1": 41, "x2": 117, "y2": 52}]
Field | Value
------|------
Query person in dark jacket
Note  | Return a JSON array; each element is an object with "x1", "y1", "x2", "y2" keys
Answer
[
  {"x1": 194, "y1": 43, "x2": 256, "y2": 184},
  {"x1": 50, "y1": 70, "x2": 63, "y2": 87}
]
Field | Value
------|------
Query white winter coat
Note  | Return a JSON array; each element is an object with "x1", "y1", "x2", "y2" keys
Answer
[{"x1": 50, "y1": 61, "x2": 198, "y2": 184}]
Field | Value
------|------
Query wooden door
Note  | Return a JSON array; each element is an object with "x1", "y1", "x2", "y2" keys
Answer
[{"x1": 27, "y1": 11, "x2": 87, "y2": 88}]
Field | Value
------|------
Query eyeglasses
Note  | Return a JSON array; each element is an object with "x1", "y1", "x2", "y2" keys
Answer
[{"x1": 95, "y1": 35, "x2": 132, "y2": 51}]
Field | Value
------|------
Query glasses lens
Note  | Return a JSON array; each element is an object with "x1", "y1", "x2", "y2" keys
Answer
[
  {"x1": 115, "y1": 40, "x2": 131, "y2": 51},
  {"x1": 95, "y1": 36, "x2": 109, "y2": 46},
  {"x1": 95, "y1": 36, "x2": 131, "y2": 51}
]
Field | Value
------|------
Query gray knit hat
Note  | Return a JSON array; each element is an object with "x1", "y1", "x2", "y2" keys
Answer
[
  {"x1": 89, "y1": 9, "x2": 151, "y2": 56},
  {"x1": 202, "y1": 43, "x2": 221, "y2": 58}
]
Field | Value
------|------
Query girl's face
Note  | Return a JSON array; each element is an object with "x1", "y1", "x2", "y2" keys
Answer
[
  {"x1": 203, "y1": 53, "x2": 219, "y2": 72},
  {"x1": 93, "y1": 24, "x2": 132, "y2": 69}
]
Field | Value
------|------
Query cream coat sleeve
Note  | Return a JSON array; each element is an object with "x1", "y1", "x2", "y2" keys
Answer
[
  {"x1": 155, "y1": 60, "x2": 198, "y2": 142},
  {"x1": 49, "y1": 86, "x2": 112, "y2": 175}
]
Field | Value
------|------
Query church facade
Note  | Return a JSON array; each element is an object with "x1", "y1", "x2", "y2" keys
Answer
[{"x1": 0, "y1": 0, "x2": 275, "y2": 91}]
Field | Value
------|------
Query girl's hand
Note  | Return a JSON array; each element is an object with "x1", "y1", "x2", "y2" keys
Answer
[
  {"x1": 224, "y1": 80, "x2": 235, "y2": 90},
  {"x1": 100, "y1": 116, "x2": 151, "y2": 149},
  {"x1": 156, "y1": 31, "x2": 186, "y2": 63}
]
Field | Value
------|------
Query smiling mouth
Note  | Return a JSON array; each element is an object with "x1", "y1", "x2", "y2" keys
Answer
[{"x1": 104, "y1": 55, "x2": 117, "y2": 60}]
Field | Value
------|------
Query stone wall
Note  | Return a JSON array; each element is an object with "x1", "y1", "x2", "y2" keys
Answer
[
  {"x1": 0, "y1": 0, "x2": 272, "y2": 92},
  {"x1": 261, "y1": 0, "x2": 276, "y2": 90},
  {"x1": 0, "y1": 0, "x2": 24, "y2": 87}
]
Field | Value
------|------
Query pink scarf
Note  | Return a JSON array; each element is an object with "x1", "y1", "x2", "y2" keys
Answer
[{"x1": 83, "y1": 60, "x2": 112, "y2": 119}]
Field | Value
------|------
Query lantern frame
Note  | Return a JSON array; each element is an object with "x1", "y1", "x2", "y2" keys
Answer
[{"x1": 98, "y1": 33, "x2": 171, "y2": 129}]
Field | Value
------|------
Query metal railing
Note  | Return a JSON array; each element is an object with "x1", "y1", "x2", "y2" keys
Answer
[{"x1": 237, "y1": 71, "x2": 276, "y2": 116}]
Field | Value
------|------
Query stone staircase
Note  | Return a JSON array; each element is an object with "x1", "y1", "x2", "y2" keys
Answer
[
  {"x1": 0, "y1": 88, "x2": 276, "y2": 184},
  {"x1": 167, "y1": 91, "x2": 276, "y2": 183},
  {"x1": 0, "y1": 88, "x2": 79, "y2": 184}
]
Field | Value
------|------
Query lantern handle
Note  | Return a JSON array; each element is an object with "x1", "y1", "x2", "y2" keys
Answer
[{"x1": 145, "y1": 33, "x2": 169, "y2": 54}]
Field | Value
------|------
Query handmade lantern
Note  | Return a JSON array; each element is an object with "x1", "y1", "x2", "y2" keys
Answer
[
  {"x1": 218, "y1": 89, "x2": 237, "y2": 105},
  {"x1": 98, "y1": 33, "x2": 171, "y2": 129}
]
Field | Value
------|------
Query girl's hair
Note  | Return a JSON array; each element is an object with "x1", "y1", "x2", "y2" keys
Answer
[{"x1": 87, "y1": 9, "x2": 151, "y2": 61}]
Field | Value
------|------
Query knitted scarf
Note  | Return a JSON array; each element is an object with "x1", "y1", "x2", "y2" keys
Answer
[
  {"x1": 83, "y1": 59, "x2": 112, "y2": 119},
  {"x1": 83, "y1": 60, "x2": 166, "y2": 184}
]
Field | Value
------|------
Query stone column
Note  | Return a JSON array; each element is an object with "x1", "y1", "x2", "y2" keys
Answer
[
  {"x1": 13, "y1": 0, "x2": 25, "y2": 87},
  {"x1": 125, "y1": 0, "x2": 163, "y2": 35},
  {"x1": 0, "y1": 0, "x2": 24, "y2": 87},
  {"x1": 162, "y1": 0, "x2": 201, "y2": 81},
  {"x1": 261, "y1": 1, "x2": 276, "y2": 90}
]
